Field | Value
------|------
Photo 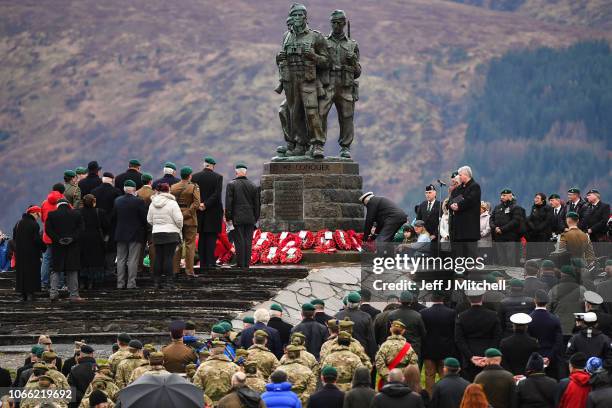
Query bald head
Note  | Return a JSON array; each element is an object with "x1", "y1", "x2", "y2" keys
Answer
[
  {"x1": 231, "y1": 371, "x2": 246, "y2": 387},
  {"x1": 388, "y1": 368, "x2": 405, "y2": 383}
]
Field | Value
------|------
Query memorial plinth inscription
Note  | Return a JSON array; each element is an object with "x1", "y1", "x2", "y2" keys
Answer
[{"x1": 274, "y1": 180, "x2": 304, "y2": 221}]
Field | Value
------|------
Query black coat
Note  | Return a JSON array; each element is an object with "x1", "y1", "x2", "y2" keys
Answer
[
  {"x1": 416, "y1": 199, "x2": 441, "y2": 238},
  {"x1": 449, "y1": 178, "x2": 481, "y2": 241},
  {"x1": 550, "y1": 205, "x2": 567, "y2": 235},
  {"x1": 498, "y1": 293, "x2": 535, "y2": 336},
  {"x1": 225, "y1": 176, "x2": 260, "y2": 226},
  {"x1": 455, "y1": 305, "x2": 502, "y2": 361},
  {"x1": 363, "y1": 196, "x2": 407, "y2": 237},
  {"x1": 78, "y1": 173, "x2": 102, "y2": 196},
  {"x1": 587, "y1": 383, "x2": 612, "y2": 408},
  {"x1": 581, "y1": 201, "x2": 611, "y2": 241},
  {"x1": 429, "y1": 373, "x2": 470, "y2": 408},
  {"x1": 268, "y1": 316, "x2": 294, "y2": 350},
  {"x1": 13, "y1": 213, "x2": 45, "y2": 294},
  {"x1": 594, "y1": 310, "x2": 612, "y2": 338},
  {"x1": 527, "y1": 203, "x2": 553, "y2": 242},
  {"x1": 566, "y1": 329, "x2": 612, "y2": 360},
  {"x1": 79, "y1": 207, "x2": 109, "y2": 269},
  {"x1": 314, "y1": 311, "x2": 334, "y2": 327},
  {"x1": 490, "y1": 201, "x2": 523, "y2": 241},
  {"x1": 420, "y1": 304, "x2": 457, "y2": 360},
  {"x1": 112, "y1": 194, "x2": 148, "y2": 243},
  {"x1": 152, "y1": 174, "x2": 181, "y2": 190},
  {"x1": 45, "y1": 205, "x2": 83, "y2": 272},
  {"x1": 360, "y1": 303, "x2": 381, "y2": 320},
  {"x1": 240, "y1": 322, "x2": 282, "y2": 359},
  {"x1": 291, "y1": 318, "x2": 329, "y2": 360},
  {"x1": 0, "y1": 366, "x2": 11, "y2": 388},
  {"x1": 388, "y1": 305, "x2": 427, "y2": 358},
  {"x1": 528, "y1": 309, "x2": 564, "y2": 359},
  {"x1": 61, "y1": 355, "x2": 78, "y2": 377},
  {"x1": 191, "y1": 168, "x2": 224, "y2": 233},
  {"x1": 474, "y1": 365, "x2": 517, "y2": 408},
  {"x1": 523, "y1": 277, "x2": 549, "y2": 298},
  {"x1": 307, "y1": 384, "x2": 344, "y2": 408},
  {"x1": 371, "y1": 382, "x2": 425, "y2": 408},
  {"x1": 335, "y1": 309, "x2": 377, "y2": 360},
  {"x1": 500, "y1": 332, "x2": 540, "y2": 375},
  {"x1": 516, "y1": 373, "x2": 557, "y2": 408},
  {"x1": 91, "y1": 183, "x2": 121, "y2": 214},
  {"x1": 567, "y1": 198, "x2": 588, "y2": 222},
  {"x1": 114, "y1": 168, "x2": 143, "y2": 193},
  {"x1": 68, "y1": 356, "x2": 97, "y2": 402}
]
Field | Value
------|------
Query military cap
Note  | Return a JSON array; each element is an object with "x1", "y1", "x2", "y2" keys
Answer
[
  {"x1": 330, "y1": 9, "x2": 346, "y2": 20},
  {"x1": 211, "y1": 324, "x2": 226, "y2": 334},
  {"x1": 541, "y1": 260, "x2": 555, "y2": 268},
  {"x1": 128, "y1": 339, "x2": 143, "y2": 350},
  {"x1": 117, "y1": 332, "x2": 132, "y2": 343},
  {"x1": 484, "y1": 273, "x2": 498, "y2": 284},
  {"x1": 75, "y1": 166, "x2": 87, "y2": 175},
  {"x1": 164, "y1": 161, "x2": 177, "y2": 170},
  {"x1": 243, "y1": 316, "x2": 255, "y2": 324},
  {"x1": 311, "y1": 299, "x2": 324, "y2": 306},
  {"x1": 149, "y1": 352, "x2": 164, "y2": 364},
  {"x1": 586, "y1": 189, "x2": 600, "y2": 195},
  {"x1": 490, "y1": 271, "x2": 504, "y2": 277},
  {"x1": 244, "y1": 360, "x2": 258, "y2": 368},
  {"x1": 38, "y1": 374, "x2": 55, "y2": 384},
  {"x1": 141, "y1": 173, "x2": 153, "y2": 183},
  {"x1": 414, "y1": 220, "x2": 426, "y2": 228},
  {"x1": 204, "y1": 156, "x2": 216, "y2": 165},
  {"x1": 560, "y1": 265, "x2": 575, "y2": 276},
  {"x1": 548, "y1": 194, "x2": 560, "y2": 200},
  {"x1": 570, "y1": 352, "x2": 587, "y2": 368},
  {"x1": 287, "y1": 344, "x2": 301, "y2": 352},
  {"x1": 327, "y1": 319, "x2": 338, "y2": 330},
  {"x1": 584, "y1": 312, "x2": 598, "y2": 323},
  {"x1": 566, "y1": 211, "x2": 579, "y2": 220},
  {"x1": 338, "y1": 331, "x2": 351, "y2": 340},
  {"x1": 321, "y1": 365, "x2": 338, "y2": 377},
  {"x1": 81, "y1": 344, "x2": 94, "y2": 354},
  {"x1": 399, "y1": 291, "x2": 413, "y2": 303},
  {"x1": 347, "y1": 292, "x2": 361, "y2": 303},
  {"x1": 510, "y1": 313, "x2": 532, "y2": 325},
  {"x1": 124, "y1": 179, "x2": 136, "y2": 188},
  {"x1": 64, "y1": 169, "x2": 76, "y2": 178},
  {"x1": 102, "y1": 172, "x2": 114, "y2": 178},
  {"x1": 168, "y1": 321, "x2": 185, "y2": 332},
  {"x1": 235, "y1": 162, "x2": 248, "y2": 170},
  {"x1": 185, "y1": 320, "x2": 196, "y2": 331},
  {"x1": 33, "y1": 362, "x2": 48, "y2": 370},
  {"x1": 88, "y1": 161, "x2": 102, "y2": 171},
  {"x1": 465, "y1": 289, "x2": 486, "y2": 297},
  {"x1": 425, "y1": 184, "x2": 436, "y2": 192},
  {"x1": 185, "y1": 363, "x2": 197, "y2": 371},
  {"x1": 219, "y1": 322, "x2": 233, "y2": 333},
  {"x1": 96, "y1": 362, "x2": 111, "y2": 371},
  {"x1": 270, "y1": 303, "x2": 283, "y2": 312},
  {"x1": 301, "y1": 303, "x2": 315, "y2": 312},
  {"x1": 500, "y1": 188, "x2": 512, "y2": 195},
  {"x1": 291, "y1": 332, "x2": 306, "y2": 340},
  {"x1": 359, "y1": 192, "x2": 374, "y2": 203},
  {"x1": 584, "y1": 291, "x2": 603, "y2": 305},
  {"x1": 41, "y1": 351, "x2": 57, "y2": 360},
  {"x1": 534, "y1": 289, "x2": 549, "y2": 303},
  {"x1": 485, "y1": 348, "x2": 502, "y2": 358},
  {"x1": 180, "y1": 166, "x2": 193, "y2": 178},
  {"x1": 338, "y1": 318, "x2": 354, "y2": 329},
  {"x1": 289, "y1": 3, "x2": 307, "y2": 15},
  {"x1": 444, "y1": 357, "x2": 460, "y2": 368},
  {"x1": 129, "y1": 159, "x2": 141, "y2": 166},
  {"x1": 211, "y1": 340, "x2": 226, "y2": 348},
  {"x1": 391, "y1": 320, "x2": 406, "y2": 329},
  {"x1": 235, "y1": 349, "x2": 249, "y2": 358},
  {"x1": 254, "y1": 329, "x2": 269, "y2": 338},
  {"x1": 510, "y1": 278, "x2": 524, "y2": 288},
  {"x1": 31, "y1": 344, "x2": 45, "y2": 356},
  {"x1": 568, "y1": 187, "x2": 580, "y2": 194}
]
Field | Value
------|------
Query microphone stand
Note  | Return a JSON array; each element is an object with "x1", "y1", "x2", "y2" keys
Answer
[{"x1": 436, "y1": 180, "x2": 446, "y2": 257}]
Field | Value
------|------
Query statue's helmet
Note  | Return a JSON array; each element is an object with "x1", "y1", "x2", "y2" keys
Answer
[
  {"x1": 289, "y1": 3, "x2": 307, "y2": 16},
  {"x1": 330, "y1": 9, "x2": 347, "y2": 21}
]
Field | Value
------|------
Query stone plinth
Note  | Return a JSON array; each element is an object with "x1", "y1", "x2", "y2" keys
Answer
[{"x1": 259, "y1": 158, "x2": 364, "y2": 232}]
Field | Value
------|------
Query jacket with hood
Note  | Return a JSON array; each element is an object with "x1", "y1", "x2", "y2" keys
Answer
[
  {"x1": 587, "y1": 371, "x2": 612, "y2": 408},
  {"x1": 371, "y1": 382, "x2": 424, "y2": 408},
  {"x1": 343, "y1": 367, "x2": 376, "y2": 408},
  {"x1": 557, "y1": 370, "x2": 591, "y2": 408},
  {"x1": 41, "y1": 191, "x2": 64, "y2": 244},
  {"x1": 147, "y1": 193, "x2": 183, "y2": 236},
  {"x1": 261, "y1": 382, "x2": 302, "y2": 408},
  {"x1": 217, "y1": 385, "x2": 265, "y2": 408}
]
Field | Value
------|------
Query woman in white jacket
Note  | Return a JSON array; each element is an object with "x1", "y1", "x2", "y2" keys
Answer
[
  {"x1": 478, "y1": 201, "x2": 492, "y2": 263},
  {"x1": 147, "y1": 183, "x2": 183, "y2": 289}
]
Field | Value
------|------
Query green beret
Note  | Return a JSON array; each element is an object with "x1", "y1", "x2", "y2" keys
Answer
[
  {"x1": 64, "y1": 170, "x2": 76, "y2": 178},
  {"x1": 124, "y1": 180, "x2": 136, "y2": 188},
  {"x1": 211, "y1": 324, "x2": 226, "y2": 334},
  {"x1": 400, "y1": 291, "x2": 413, "y2": 303},
  {"x1": 164, "y1": 161, "x2": 177, "y2": 170},
  {"x1": 541, "y1": 260, "x2": 555, "y2": 268},
  {"x1": 311, "y1": 299, "x2": 324, "y2": 306},
  {"x1": 444, "y1": 357, "x2": 460, "y2": 368},
  {"x1": 75, "y1": 166, "x2": 87, "y2": 175},
  {"x1": 301, "y1": 303, "x2": 315, "y2": 312},
  {"x1": 571, "y1": 258, "x2": 586, "y2": 268},
  {"x1": 254, "y1": 329, "x2": 268, "y2": 338},
  {"x1": 510, "y1": 278, "x2": 524, "y2": 288},
  {"x1": 219, "y1": 322, "x2": 232, "y2": 333},
  {"x1": 501, "y1": 188, "x2": 512, "y2": 195},
  {"x1": 485, "y1": 274, "x2": 497, "y2": 284},
  {"x1": 330, "y1": 9, "x2": 346, "y2": 20},
  {"x1": 548, "y1": 194, "x2": 560, "y2": 200},
  {"x1": 566, "y1": 211, "x2": 579, "y2": 220},
  {"x1": 568, "y1": 187, "x2": 580, "y2": 194},
  {"x1": 491, "y1": 271, "x2": 504, "y2": 277},
  {"x1": 270, "y1": 303, "x2": 283, "y2": 312},
  {"x1": 587, "y1": 189, "x2": 600, "y2": 195},
  {"x1": 243, "y1": 316, "x2": 255, "y2": 324},
  {"x1": 347, "y1": 292, "x2": 361, "y2": 304},
  {"x1": 141, "y1": 173, "x2": 153, "y2": 183},
  {"x1": 485, "y1": 348, "x2": 502, "y2": 358},
  {"x1": 321, "y1": 365, "x2": 338, "y2": 377},
  {"x1": 342, "y1": 296, "x2": 348, "y2": 305},
  {"x1": 220, "y1": 319, "x2": 233, "y2": 329},
  {"x1": 129, "y1": 159, "x2": 141, "y2": 166},
  {"x1": 235, "y1": 162, "x2": 248, "y2": 170},
  {"x1": 560, "y1": 265, "x2": 575, "y2": 276},
  {"x1": 31, "y1": 344, "x2": 45, "y2": 357},
  {"x1": 204, "y1": 156, "x2": 216, "y2": 165},
  {"x1": 180, "y1": 166, "x2": 193, "y2": 178},
  {"x1": 606, "y1": 260, "x2": 612, "y2": 266}
]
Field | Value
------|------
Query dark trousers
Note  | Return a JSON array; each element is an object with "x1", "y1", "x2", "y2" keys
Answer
[
  {"x1": 198, "y1": 231, "x2": 218, "y2": 267},
  {"x1": 154, "y1": 242, "x2": 177, "y2": 286},
  {"x1": 235, "y1": 224, "x2": 255, "y2": 268},
  {"x1": 375, "y1": 217, "x2": 407, "y2": 242},
  {"x1": 452, "y1": 240, "x2": 477, "y2": 259}
]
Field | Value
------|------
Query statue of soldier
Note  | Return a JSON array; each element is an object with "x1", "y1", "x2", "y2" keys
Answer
[
  {"x1": 319, "y1": 10, "x2": 360, "y2": 159},
  {"x1": 276, "y1": 16, "x2": 293, "y2": 152},
  {"x1": 276, "y1": 3, "x2": 329, "y2": 159}
]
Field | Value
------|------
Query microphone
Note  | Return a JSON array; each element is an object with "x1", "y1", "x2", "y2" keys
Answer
[{"x1": 437, "y1": 179, "x2": 447, "y2": 186}]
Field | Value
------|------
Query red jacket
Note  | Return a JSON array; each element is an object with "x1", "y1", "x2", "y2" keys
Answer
[
  {"x1": 41, "y1": 191, "x2": 64, "y2": 245},
  {"x1": 559, "y1": 370, "x2": 591, "y2": 408},
  {"x1": 214, "y1": 219, "x2": 233, "y2": 260}
]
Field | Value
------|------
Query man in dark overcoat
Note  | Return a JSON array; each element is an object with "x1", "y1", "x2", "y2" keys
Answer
[{"x1": 14, "y1": 206, "x2": 46, "y2": 301}]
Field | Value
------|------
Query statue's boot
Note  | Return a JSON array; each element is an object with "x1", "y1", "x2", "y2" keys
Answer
[
  {"x1": 312, "y1": 144, "x2": 324, "y2": 159},
  {"x1": 339, "y1": 147, "x2": 351, "y2": 158},
  {"x1": 287, "y1": 145, "x2": 307, "y2": 156}
]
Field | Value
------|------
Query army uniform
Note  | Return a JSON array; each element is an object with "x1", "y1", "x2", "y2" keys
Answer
[
  {"x1": 320, "y1": 335, "x2": 372, "y2": 372},
  {"x1": 320, "y1": 342, "x2": 365, "y2": 392},
  {"x1": 21, "y1": 374, "x2": 69, "y2": 408},
  {"x1": 115, "y1": 354, "x2": 148, "y2": 388},
  {"x1": 247, "y1": 343, "x2": 279, "y2": 379},
  {"x1": 280, "y1": 344, "x2": 319, "y2": 376},
  {"x1": 138, "y1": 365, "x2": 170, "y2": 378},
  {"x1": 80, "y1": 396, "x2": 115, "y2": 408},
  {"x1": 127, "y1": 362, "x2": 151, "y2": 383},
  {"x1": 80, "y1": 373, "x2": 120, "y2": 406},
  {"x1": 277, "y1": 4, "x2": 329, "y2": 157},
  {"x1": 277, "y1": 346, "x2": 317, "y2": 405},
  {"x1": 170, "y1": 176, "x2": 201, "y2": 275},
  {"x1": 245, "y1": 372, "x2": 267, "y2": 394},
  {"x1": 193, "y1": 353, "x2": 239, "y2": 404},
  {"x1": 319, "y1": 11, "x2": 361, "y2": 157},
  {"x1": 64, "y1": 182, "x2": 82, "y2": 209},
  {"x1": 108, "y1": 348, "x2": 132, "y2": 376},
  {"x1": 45, "y1": 367, "x2": 70, "y2": 391},
  {"x1": 375, "y1": 334, "x2": 419, "y2": 380}
]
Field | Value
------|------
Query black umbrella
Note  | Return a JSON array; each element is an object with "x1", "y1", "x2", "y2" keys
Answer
[{"x1": 115, "y1": 373, "x2": 204, "y2": 408}]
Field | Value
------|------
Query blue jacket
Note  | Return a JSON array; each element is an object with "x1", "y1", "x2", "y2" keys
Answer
[{"x1": 261, "y1": 382, "x2": 302, "y2": 408}]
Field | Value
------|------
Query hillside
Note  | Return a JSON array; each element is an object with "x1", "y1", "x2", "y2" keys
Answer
[{"x1": 0, "y1": 0, "x2": 610, "y2": 230}]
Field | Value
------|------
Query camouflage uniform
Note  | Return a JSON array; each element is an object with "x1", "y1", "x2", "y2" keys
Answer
[
  {"x1": 277, "y1": 349, "x2": 317, "y2": 405},
  {"x1": 247, "y1": 344, "x2": 280, "y2": 379},
  {"x1": 108, "y1": 348, "x2": 132, "y2": 376},
  {"x1": 128, "y1": 362, "x2": 151, "y2": 384},
  {"x1": 320, "y1": 335, "x2": 372, "y2": 372},
  {"x1": 193, "y1": 354, "x2": 239, "y2": 404},
  {"x1": 46, "y1": 367, "x2": 70, "y2": 390},
  {"x1": 279, "y1": 344, "x2": 319, "y2": 377},
  {"x1": 138, "y1": 365, "x2": 170, "y2": 378},
  {"x1": 80, "y1": 374, "x2": 120, "y2": 407},
  {"x1": 115, "y1": 354, "x2": 148, "y2": 388},
  {"x1": 245, "y1": 373, "x2": 267, "y2": 394},
  {"x1": 320, "y1": 343, "x2": 364, "y2": 391},
  {"x1": 64, "y1": 182, "x2": 82, "y2": 208},
  {"x1": 375, "y1": 334, "x2": 418, "y2": 379},
  {"x1": 20, "y1": 376, "x2": 68, "y2": 408}
]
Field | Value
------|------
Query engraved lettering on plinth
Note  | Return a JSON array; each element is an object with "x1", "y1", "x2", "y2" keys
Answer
[{"x1": 274, "y1": 180, "x2": 304, "y2": 221}]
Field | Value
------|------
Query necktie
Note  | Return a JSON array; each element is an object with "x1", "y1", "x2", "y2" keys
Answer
[{"x1": 427, "y1": 202, "x2": 432, "y2": 213}]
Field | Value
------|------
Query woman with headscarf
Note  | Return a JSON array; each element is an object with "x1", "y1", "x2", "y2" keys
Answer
[{"x1": 13, "y1": 205, "x2": 46, "y2": 301}]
